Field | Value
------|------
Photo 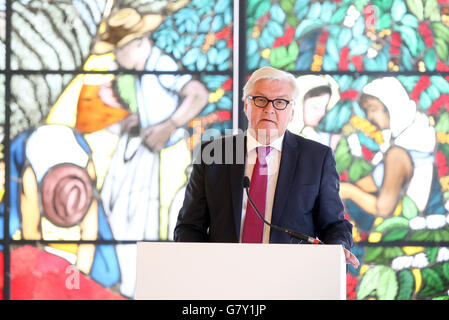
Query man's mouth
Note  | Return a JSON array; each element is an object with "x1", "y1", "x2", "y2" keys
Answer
[{"x1": 259, "y1": 119, "x2": 276, "y2": 123}]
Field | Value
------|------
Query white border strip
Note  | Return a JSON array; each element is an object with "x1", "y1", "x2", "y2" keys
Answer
[{"x1": 232, "y1": 0, "x2": 239, "y2": 134}]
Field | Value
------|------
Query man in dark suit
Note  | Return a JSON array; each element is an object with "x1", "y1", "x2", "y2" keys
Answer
[{"x1": 174, "y1": 66, "x2": 359, "y2": 268}]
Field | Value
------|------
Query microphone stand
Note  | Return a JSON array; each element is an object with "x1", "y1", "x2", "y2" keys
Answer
[{"x1": 243, "y1": 177, "x2": 322, "y2": 245}]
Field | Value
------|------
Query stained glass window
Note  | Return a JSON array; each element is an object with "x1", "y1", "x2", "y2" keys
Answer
[
  {"x1": 247, "y1": 0, "x2": 449, "y2": 72},
  {"x1": 246, "y1": 0, "x2": 449, "y2": 300},
  {"x1": 2, "y1": 0, "x2": 449, "y2": 301},
  {"x1": 1, "y1": 0, "x2": 233, "y2": 299}
]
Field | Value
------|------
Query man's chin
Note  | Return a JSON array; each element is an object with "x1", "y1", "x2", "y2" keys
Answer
[{"x1": 253, "y1": 127, "x2": 282, "y2": 144}]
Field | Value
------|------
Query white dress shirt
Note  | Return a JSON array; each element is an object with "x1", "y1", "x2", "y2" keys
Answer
[{"x1": 240, "y1": 132, "x2": 284, "y2": 243}]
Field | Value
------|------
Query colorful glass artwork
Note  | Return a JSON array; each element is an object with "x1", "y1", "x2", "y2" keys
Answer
[
  {"x1": 248, "y1": 0, "x2": 449, "y2": 300},
  {"x1": 1, "y1": 0, "x2": 233, "y2": 299},
  {"x1": 1, "y1": 0, "x2": 449, "y2": 300}
]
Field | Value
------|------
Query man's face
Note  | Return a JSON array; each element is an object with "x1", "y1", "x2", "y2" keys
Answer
[
  {"x1": 115, "y1": 37, "x2": 152, "y2": 70},
  {"x1": 244, "y1": 79, "x2": 295, "y2": 144}
]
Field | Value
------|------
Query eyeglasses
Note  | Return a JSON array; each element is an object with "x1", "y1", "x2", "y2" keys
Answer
[{"x1": 247, "y1": 95, "x2": 293, "y2": 110}]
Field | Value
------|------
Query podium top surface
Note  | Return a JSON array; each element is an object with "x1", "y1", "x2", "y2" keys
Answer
[{"x1": 136, "y1": 242, "x2": 346, "y2": 300}]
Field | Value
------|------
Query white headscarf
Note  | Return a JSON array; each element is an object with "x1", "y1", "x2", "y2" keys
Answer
[{"x1": 362, "y1": 77, "x2": 435, "y2": 153}]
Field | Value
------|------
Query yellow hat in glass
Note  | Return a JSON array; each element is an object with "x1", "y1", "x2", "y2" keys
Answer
[{"x1": 93, "y1": 8, "x2": 163, "y2": 54}]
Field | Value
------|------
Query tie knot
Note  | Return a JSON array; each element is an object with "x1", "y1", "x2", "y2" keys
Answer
[{"x1": 256, "y1": 146, "x2": 272, "y2": 165}]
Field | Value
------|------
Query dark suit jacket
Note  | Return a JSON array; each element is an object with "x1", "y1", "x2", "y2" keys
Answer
[{"x1": 174, "y1": 130, "x2": 353, "y2": 250}]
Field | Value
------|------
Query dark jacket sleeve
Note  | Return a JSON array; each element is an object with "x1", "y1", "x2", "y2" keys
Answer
[
  {"x1": 173, "y1": 159, "x2": 210, "y2": 242},
  {"x1": 314, "y1": 147, "x2": 353, "y2": 250}
]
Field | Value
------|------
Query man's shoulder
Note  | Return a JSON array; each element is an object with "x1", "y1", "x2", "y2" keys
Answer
[{"x1": 286, "y1": 130, "x2": 331, "y2": 154}]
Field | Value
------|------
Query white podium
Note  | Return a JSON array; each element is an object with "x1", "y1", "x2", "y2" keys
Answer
[{"x1": 136, "y1": 242, "x2": 346, "y2": 300}]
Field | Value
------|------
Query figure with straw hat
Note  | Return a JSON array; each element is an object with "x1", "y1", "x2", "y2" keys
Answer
[{"x1": 77, "y1": 5, "x2": 209, "y2": 298}]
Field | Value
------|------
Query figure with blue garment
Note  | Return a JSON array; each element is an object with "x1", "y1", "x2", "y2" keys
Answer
[
  {"x1": 90, "y1": 7, "x2": 209, "y2": 298},
  {"x1": 5, "y1": 124, "x2": 120, "y2": 289}
]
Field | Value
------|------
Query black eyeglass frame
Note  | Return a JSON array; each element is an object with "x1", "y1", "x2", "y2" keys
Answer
[{"x1": 247, "y1": 95, "x2": 294, "y2": 110}]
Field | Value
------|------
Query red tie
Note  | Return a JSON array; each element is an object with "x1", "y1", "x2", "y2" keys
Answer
[{"x1": 242, "y1": 146, "x2": 272, "y2": 243}]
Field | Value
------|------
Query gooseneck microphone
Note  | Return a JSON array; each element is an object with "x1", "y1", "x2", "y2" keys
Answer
[{"x1": 243, "y1": 176, "x2": 322, "y2": 245}]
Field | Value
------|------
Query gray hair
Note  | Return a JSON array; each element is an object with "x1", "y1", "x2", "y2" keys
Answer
[{"x1": 242, "y1": 66, "x2": 300, "y2": 103}]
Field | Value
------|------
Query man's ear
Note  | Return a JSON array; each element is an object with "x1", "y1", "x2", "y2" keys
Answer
[{"x1": 289, "y1": 106, "x2": 295, "y2": 122}]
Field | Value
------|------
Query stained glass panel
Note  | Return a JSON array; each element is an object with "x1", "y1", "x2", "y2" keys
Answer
[
  {"x1": 350, "y1": 245, "x2": 449, "y2": 300},
  {"x1": 0, "y1": 74, "x2": 4, "y2": 242},
  {"x1": 10, "y1": 0, "x2": 233, "y2": 72},
  {"x1": 6, "y1": 67, "x2": 231, "y2": 298},
  {"x1": 247, "y1": 0, "x2": 449, "y2": 72},
  {"x1": 4, "y1": 0, "x2": 234, "y2": 300},
  {"x1": 288, "y1": 72, "x2": 449, "y2": 300},
  {"x1": 11, "y1": 0, "x2": 106, "y2": 71},
  {"x1": 2, "y1": 0, "x2": 449, "y2": 301},
  {"x1": 1, "y1": 244, "x2": 127, "y2": 299},
  {"x1": 0, "y1": 0, "x2": 4, "y2": 71}
]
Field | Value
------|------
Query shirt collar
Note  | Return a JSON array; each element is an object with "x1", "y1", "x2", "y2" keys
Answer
[{"x1": 246, "y1": 130, "x2": 284, "y2": 154}]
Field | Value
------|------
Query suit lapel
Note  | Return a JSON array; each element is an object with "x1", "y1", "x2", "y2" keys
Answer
[
  {"x1": 271, "y1": 130, "x2": 301, "y2": 226},
  {"x1": 229, "y1": 133, "x2": 246, "y2": 240}
]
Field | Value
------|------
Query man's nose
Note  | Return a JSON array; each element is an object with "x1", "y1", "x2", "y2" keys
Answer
[{"x1": 264, "y1": 101, "x2": 277, "y2": 113}]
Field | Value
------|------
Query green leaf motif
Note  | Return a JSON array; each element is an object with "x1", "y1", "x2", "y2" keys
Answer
[
  {"x1": 431, "y1": 22, "x2": 449, "y2": 43},
  {"x1": 426, "y1": 247, "x2": 439, "y2": 264},
  {"x1": 270, "y1": 42, "x2": 299, "y2": 70},
  {"x1": 441, "y1": 262, "x2": 449, "y2": 282},
  {"x1": 330, "y1": 4, "x2": 349, "y2": 24},
  {"x1": 426, "y1": 84, "x2": 440, "y2": 101},
  {"x1": 375, "y1": 216, "x2": 409, "y2": 233},
  {"x1": 355, "y1": 0, "x2": 370, "y2": 11},
  {"x1": 435, "y1": 38, "x2": 448, "y2": 62},
  {"x1": 431, "y1": 76, "x2": 449, "y2": 94},
  {"x1": 409, "y1": 229, "x2": 432, "y2": 241},
  {"x1": 269, "y1": 4, "x2": 286, "y2": 24},
  {"x1": 373, "y1": 0, "x2": 393, "y2": 11},
  {"x1": 424, "y1": 0, "x2": 441, "y2": 22},
  {"x1": 384, "y1": 247, "x2": 404, "y2": 260},
  {"x1": 357, "y1": 266, "x2": 398, "y2": 300},
  {"x1": 364, "y1": 246, "x2": 384, "y2": 263},
  {"x1": 295, "y1": 19, "x2": 324, "y2": 39},
  {"x1": 436, "y1": 112, "x2": 449, "y2": 133},
  {"x1": 418, "y1": 268, "x2": 445, "y2": 297},
  {"x1": 377, "y1": 266, "x2": 399, "y2": 300},
  {"x1": 280, "y1": 0, "x2": 295, "y2": 12},
  {"x1": 307, "y1": 2, "x2": 322, "y2": 20},
  {"x1": 424, "y1": 49, "x2": 437, "y2": 71},
  {"x1": 397, "y1": 269, "x2": 415, "y2": 300},
  {"x1": 348, "y1": 158, "x2": 372, "y2": 182},
  {"x1": 419, "y1": 91, "x2": 432, "y2": 110},
  {"x1": 402, "y1": 195, "x2": 418, "y2": 219},
  {"x1": 356, "y1": 266, "x2": 380, "y2": 299},
  {"x1": 438, "y1": 228, "x2": 449, "y2": 241},
  {"x1": 405, "y1": 0, "x2": 424, "y2": 20},
  {"x1": 336, "y1": 153, "x2": 352, "y2": 174},
  {"x1": 382, "y1": 228, "x2": 409, "y2": 242},
  {"x1": 401, "y1": 13, "x2": 419, "y2": 28},
  {"x1": 281, "y1": 0, "x2": 300, "y2": 27},
  {"x1": 377, "y1": 13, "x2": 392, "y2": 30},
  {"x1": 433, "y1": 296, "x2": 449, "y2": 300},
  {"x1": 392, "y1": 0, "x2": 407, "y2": 22},
  {"x1": 335, "y1": 138, "x2": 352, "y2": 174},
  {"x1": 253, "y1": 0, "x2": 271, "y2": 19},
  {"x1": 396, "y1": 25, "x2": 419, "y2": 57},
  {"x1": 286, "y1": 15, "x2": 299, "y2": 28},
  {"x1": 117, "y1": 75, "x2": 137, "y2": 113}
]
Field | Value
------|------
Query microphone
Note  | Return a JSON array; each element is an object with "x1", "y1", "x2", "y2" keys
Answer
[{"x1": 243, "y1": 176, "x2": 322, "y2": 245}]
